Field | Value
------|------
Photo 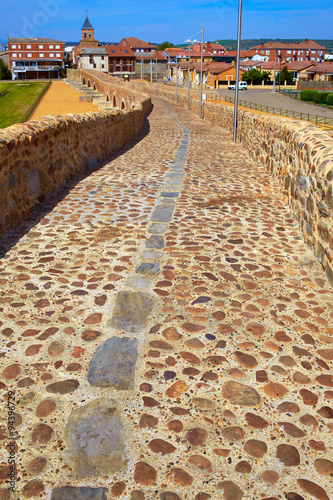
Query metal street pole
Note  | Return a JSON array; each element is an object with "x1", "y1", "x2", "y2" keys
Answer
[
  {"x1": 188, "y1": 46, "x2": 191, "y2": 110},
  {"x1": 273, "y1": 51, "x2": 276, "y2": 92},
  {"x1": 233, "y1": 0, "x2": 243, "y2": 142},
  {"x1": 176, "y1": 56, "x2": 178, "y2": 103},
  {"x1": 131, "y1": 61, "x2": 133, "y2": 88},
  {"x1": 199, "y1": 27, "x2": 204, "y2": 118},
  {"x1": 142, "y1": 60, "x2": 144, "y2": 90},
  {"x1": 156, "y1": 57, "x2": 158, "y2": 94}
]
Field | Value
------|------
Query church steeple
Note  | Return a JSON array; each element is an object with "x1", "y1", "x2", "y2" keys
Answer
[{"x1": 81, "y1": 12, "x2": 94, "y2": 41}]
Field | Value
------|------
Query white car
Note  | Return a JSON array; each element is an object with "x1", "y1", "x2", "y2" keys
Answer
[{"x1": 228, "y1": 82, "x2": 247, "y2": 90}]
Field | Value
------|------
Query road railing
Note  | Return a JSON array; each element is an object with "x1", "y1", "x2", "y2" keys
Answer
[{"x1": 223, "y1": 94, "x2": 333, "y2": 126}]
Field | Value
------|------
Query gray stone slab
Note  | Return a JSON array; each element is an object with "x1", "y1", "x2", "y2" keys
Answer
[
  {"x1": 148, "y1": 222, "x2": 168, "y2": 234},
  {"x1": 125, "y1": 276, "x2": 151, "y2": 288},
  {"x1": 27, "y1": 170, "x2": 40, "y2": 196},
  {"x1": 151, "y1": 204, "x2": 174, "y2": 222},
  {"x1": 87, "y1": 337, "x2": 139, "y2": 389},
  {"x1": 146, "y1": 235, "x2": 165, "y2": 249},
  {"x1": 64, "y1": 398, "x2": 125, "y2": 477},
  {"x1": 161, "y1": 192, "x2": 179, "y2": 198},
  {"x1": 136, "y1": 262, "x2": 161, "y2": 275},
  {"x1": 110, "y1": 291, "x2": 154, "y2": 333},
  {"x1": 160, "y1": 198, "x2": 176, "y2": 204},
  {"x1": 165, "y1": 173, "x2": 184, "y2": 179},
  {"x1": 51, "y1": 487, "x2": 108, "y2": 500},
  {"x1": 141, "y1": 250, "x2": 163, "y2": 260}
]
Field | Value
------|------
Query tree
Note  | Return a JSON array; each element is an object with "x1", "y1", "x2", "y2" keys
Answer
[
  {"x1": 0, "y1": 60, "x2": 11, "y2": 80},
  {"x1": 242, "y1": 68, "x2": 264, "y2": 83},
  {"x1": 157, "y1": 41, "x2": 175, "y2": 51},
  {"x1": 277, "y1": 65, "x2": 293, "y2": 84},
  {"x1": 262, "y1": 70, "x2": 271, "y2": 82}
]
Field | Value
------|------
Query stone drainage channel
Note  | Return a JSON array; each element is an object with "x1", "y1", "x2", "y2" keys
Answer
[{"x1": 49, "y1": 108, "x2": 190, "y2": 499}]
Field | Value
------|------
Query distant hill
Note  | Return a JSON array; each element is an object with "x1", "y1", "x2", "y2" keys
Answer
[{"x1": 210, "y1": 39, "x2": 333, "y2": 51}]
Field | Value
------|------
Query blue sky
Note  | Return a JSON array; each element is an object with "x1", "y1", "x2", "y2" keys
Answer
[{"x1": 0, "y1": 0, "x2": 332, "y2": 44}]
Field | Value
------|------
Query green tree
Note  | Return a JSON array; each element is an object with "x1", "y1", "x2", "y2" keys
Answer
[
  {"x1": 277, "y1": 65, "x2": 293, "y2": 84},
  {"x1": 157, "y1": 41, "x2": 175, "y2": 51},
  {"x1": 0, "y1": 60, "x2": 11, "y2": 80},
  {"x1": 242, "y1": 68, "x2": 265, "y2": 83},
  {"x1": 262, "y1": 70, "x2": 271, "y2": 81}
]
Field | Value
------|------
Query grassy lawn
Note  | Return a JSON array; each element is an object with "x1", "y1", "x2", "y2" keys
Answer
[{"x1": 0, "y1": 81, "x2": 50, "y2": 129}]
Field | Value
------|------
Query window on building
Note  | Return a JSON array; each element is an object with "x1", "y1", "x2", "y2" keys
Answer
[
  {"x1": 19, "y1": 53, "x2": 21, "y2": 57},
  {"x1": 84, "y1": 33, "x2": 87, "y2": 38},
  {"x1": 39, "y1": 45, "x2": 43, "y2": 49},
  {"x1": 287, "y1": 50, "x2": 291, "y2": 54},
  {"x1": 311, "y1": 50, "x2": 316, "y2": 54},
  {"x1": 102, "y1": 64, "x2": 105, "y2": 68},
  {"x1": 28, "y1": 53, "x2": 32, "y2": 58},
  {"x1": 27, "y1": 45, "x2": 31, "y2": 49},
  {"x1": 311, "y1": 57, "x2": 315, "y2": 60},
  {"x1": 49, "y1": 45, "x2": 54, "y2": 49},
  {"x1": 39, "y1": 53, "x2": 44, "y2": 57},
  {"x1": 56, "y1": 53, "x2": 60, "y2": 58},
  {"x1": 101, "y1": 56, "x2": 104, "y2": 60},
  {"x1": 18, "y1": 45, "x2": 21, "y2": 49},
  {"x1": 56, "y1": 45, "x2": 60, "y2": 49},
  {"x1": 12, "y1": 44, "x2": 16, "y2": 49},
  {"x1": 50, "y1": 53, "x2": 54, "y2": 57},
  {"x1": 12, "y1": 53, "x2": 17, "y2": 57},
  {"x1": 93, "y1": 63, "x2": 96, "y2": 68},
  {"x1": 89, "y1": 33, "x2": 91, "y2": 37}
]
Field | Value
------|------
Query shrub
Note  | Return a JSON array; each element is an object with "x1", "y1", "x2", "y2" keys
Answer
[
  {"x1": 316, "y1": 92, "x2": 329, "y2": 103},
  {"x1": 300, "y1": 89, "x2": 318, "y2": 101},
  {"x1": 326, "y1": 93, "x2": 333, "y2": 105}
]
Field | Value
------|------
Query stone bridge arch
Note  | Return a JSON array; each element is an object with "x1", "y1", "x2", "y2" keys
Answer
[
  {"x1": 113, "y1": 94, "x2": 117, "y2": 107},
  {"x1": 106, "y1": 94, "x2": 110, "y2": 102},
  {"x1": 82, "y1": 76, "x2": 86, "y2": 85},
  {"x1": 93, "y1": 83, "x2": 97, "y2": 90},
  {"x1": 120, "y1": 98, "x2": 126, "y2": 110},
  {"x1": 87, "y1": 79, "x2": 91, "y2": 88}
]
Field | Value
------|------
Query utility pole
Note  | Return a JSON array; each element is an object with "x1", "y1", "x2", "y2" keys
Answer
[
  {"x1": 199, "y1": 27, "x2": 204, "y2": 118},
  {"x1": 175, "y1": 56, "x2": 178, "y2": 103},
  {"x1": 233, "y1": 0, "x2": 243, "y2": 143},
  {"x1": 156, "y1": 57, "x2": 158, "y2": 94},
  {"x1": 187, "y1": 46, "x2": 191, "y2": 110},
  {"x1": 273, "y1": 51, "x2": 276, "y2": 92}
]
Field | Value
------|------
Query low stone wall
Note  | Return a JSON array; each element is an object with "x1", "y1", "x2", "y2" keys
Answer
[
  {"x1": 0, "y1": 73, "x2": 151, "y2": 238},
  {"x1": 69, "y1": 69, "x2": 152, "y2": 115},
  {"x1": 130, "y1": 78, "x2": 333, "y2": 283}
]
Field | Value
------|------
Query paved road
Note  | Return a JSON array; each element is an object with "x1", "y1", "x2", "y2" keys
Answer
[
  {"x1": 1, "y1": 98, "x2": 333, "y2": 499},
  {"x1": 215, "y1": 88, "x2": 333, "y2": 121}
]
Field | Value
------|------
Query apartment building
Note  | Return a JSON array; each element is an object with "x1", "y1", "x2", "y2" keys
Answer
[
  {"x1": 250, "y1": 39, "x2": 325, "y2": 63},
  {"x1": 7, "y1": 37, "x2": 64, "y2": 79}
]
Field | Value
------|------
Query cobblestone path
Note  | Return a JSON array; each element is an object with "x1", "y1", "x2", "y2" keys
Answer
[{"x1": 1, "y1": 99, "x2": 333, "y2": 500}]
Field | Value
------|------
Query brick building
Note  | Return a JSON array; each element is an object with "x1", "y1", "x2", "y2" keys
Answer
[
  {"x1": 7, "y1": 37, "x2": 64, "y2": 79},
  {"x1": 250, "y1": 40, "x2": 325, "y2": 63}
]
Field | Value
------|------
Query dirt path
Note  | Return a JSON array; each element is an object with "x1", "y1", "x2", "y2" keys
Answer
[{"x1": 30, "y1": 80, "x2": 99, "y2": 120}]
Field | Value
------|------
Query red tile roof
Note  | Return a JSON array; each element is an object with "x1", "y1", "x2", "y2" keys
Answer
[
  {"x1": 121, "y1": 37, "x2": 157, "y2": 49},
  {"x1": 206, "y1": 62, "x2": 234, "y2": 73},
  {"x1": 251, "y1": 39, "x2": 325, "y2": 51},
  {"x1": 105, "y1": 45, "x2": 135, "y2": 57}
]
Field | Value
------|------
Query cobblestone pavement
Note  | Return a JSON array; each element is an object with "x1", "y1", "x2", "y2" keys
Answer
[{"x1": 1, "y1": 98, "x2": 333, "y2": 500}]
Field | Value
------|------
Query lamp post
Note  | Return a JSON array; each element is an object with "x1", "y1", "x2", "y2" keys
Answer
[
  {"x1": 175, "y1": 55, "x2": 178, "y2": 103},
  {"x1": 187, "y1": 45, "x2": 191, "y2": 110},
  {"x1": 156, "y1": 57, "x2": 158, "y2": 94},
  {"x1": 232, "y1": 0, "x2": 243, "y2": 143},
  {"x1": 273, "y1": 51, "x2": 277, "y2": 92},
  {"x1": 199, "y1": 27, "x2": 204, "y2": 118}
]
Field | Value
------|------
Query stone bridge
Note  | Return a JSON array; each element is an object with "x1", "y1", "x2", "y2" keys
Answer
[{"x1": 0, "y1": 70, "x2": 333, "y2": 500}]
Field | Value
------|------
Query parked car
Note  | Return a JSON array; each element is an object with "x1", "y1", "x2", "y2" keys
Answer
[{"x1": 228, "y1": 81, "x2": 247, "y2": 90}]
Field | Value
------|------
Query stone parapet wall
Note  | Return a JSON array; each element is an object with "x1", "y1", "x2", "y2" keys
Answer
[
  {"x1": 133, "y1": 79, "x2": 333, "y2": 283},
  {"x1": 0, "y1": 72, "x2": 151, "y2": 238}
]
